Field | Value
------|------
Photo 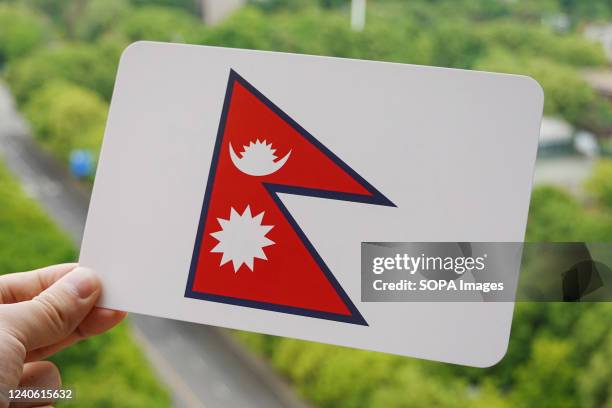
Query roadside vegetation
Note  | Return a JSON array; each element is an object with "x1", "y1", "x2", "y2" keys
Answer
[
  {"x1": 236, "y1": 164, "x2": 612, "y2": 408},
  {"x1": 0, "y1": 0, "x2": 610, "y2": 173},
  {"x1": 0, "y1": 0, "x2": 610, "y2": 407},
  {"x1": 0, "y1": 161, "x2": 171, "y2": 407}
]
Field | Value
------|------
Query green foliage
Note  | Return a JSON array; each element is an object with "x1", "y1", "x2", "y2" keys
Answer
[
  {"x1": 4, "y1": 0, "x2": 608, "y2": 131},
  {"x1": 586, "y1": 160, "x2": 612, "y2": 209},
  {"x1": 477, "y1": 21, "x2": 606, "y2": 67},
  {"x1": 198, "y1": 7, "x2": 275, "y2": 50},
  {"x1": 0, "y1": 161, "x2": 75, "y2": 272},
  {"x1": 509, "y1": 0, "x2": 560, "y2": 19},
  {"x1": 75, "y1": 0, "x2": 133, "y2": 41},
  {"x1": 577, "y1": 97, "x2": 612, "y2": 135},
  {"x1": 2, "y1": 2, "x2": 612, "y2": 408},
  {"x1": 233, "y1": 329, "x2": 282, "y2": 358},
  {"x1": 234, "y1": 173, "x2": 612, "y2": 408},
  {"x1": 129, "y1": 0, "x2": 199, "y2": 13},
  {"x1": 119, "y1": 6, "x2": 204, "y2": 42},
  {"x1": 237, "y1": 330, "x2": 514, "y2": 408},
  {"x1": 510, "y1": 337, "x2": 576, "y2": 408},
  {"x1": 560, "y1": 0, "x2": 612, "y2": 22},
  {"x1": 0, "y1": 159, "x2": 170, "y2": 407},
  {"x1": 200, "y1": 6, "x2": 433, "y2": 64},
  {"x1": 579, "y1": 333, "x2": 612, "y2": 408},
  {"x1": 51, "y1": 323, "x2": 170, "y2": 407},
  {"x1": 368, "y1": 362, "x2": 465, "y2": 408},
  {"x1": 257, "y1": 335, "x2": 470, "y2": 408},
  {"x1": 237, "y1": 300, "x2": 612, "y2": 408},
  {"x1": 18, "y1": 0, "x2": 71, "y2": 22},
  {"x1": 5, "y1": 43, "x2": 118, "y2": 103},
  {"x1": 201, "y1": 4, "x2": 608, "y2": 128},
  {"x1": 24, "y1": 81, "x2": 108, "y2": 163},
  {"x1": 401, "y1": 0, "x2": 511, "y2": 20},
  {"x1": 525, "y1": 185, "x2": 583, "y2": 241},
  {"x1": 251, "y1": 0, "x2": 315, "y2": 12},
  {"x1": 255, "y1": 0, "x2": 612, "y2": 24},
  {"x1": 0, "y1": 4, "x2": 50, "y2": 64},
  {"x1": 476, "y1": 51, "x2": 596, "y2": 126},
  {"x1": 274, "y1": 341, "x2": 399, "y2": 408},
  {"x1": 526, "y1": 185, "x2": 612, "y2": 241},
  {"x1": 429, "y1": 21, "x2": 486, "y2": 69}
]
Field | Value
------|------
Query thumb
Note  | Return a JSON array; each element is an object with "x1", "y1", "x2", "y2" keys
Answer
[{"x1": 1, "y1": 267, "x2": 101, "y2": 351}]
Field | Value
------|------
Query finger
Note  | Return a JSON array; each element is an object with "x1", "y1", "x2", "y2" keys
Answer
[
  {"x1": 75, "y1": 308, "x2": 127, "y2": 337},
  {"x1": 0, "y1": 331, "x2": 26, "y2": 401},
  {"x1": 25, "y1": 308, "x2": 127, "y2": 362},
  {"x1": 10, "y1": 362, "x2": 61, "y2": 408},
  {"x1": 0, "y1": 264, "x2": 77, "y2": 304},
  {"x1": 20, "y1": 361, "x2": 61, "y2": 388},
  {"x1": 0, "y1": 267, "x2": 101, "y2": 351}
]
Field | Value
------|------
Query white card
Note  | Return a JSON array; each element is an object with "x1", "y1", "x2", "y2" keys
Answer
[{"x1": 80, "y1": 41, "x2": 543, "y2": 367}]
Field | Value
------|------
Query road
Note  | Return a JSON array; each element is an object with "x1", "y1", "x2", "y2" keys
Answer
[
  {"x1": 533, "y1": 155, "x2": 594, "y2": 194},
  {"x1": 0, "y1": 82, "x2": 306, "y2": 408}
]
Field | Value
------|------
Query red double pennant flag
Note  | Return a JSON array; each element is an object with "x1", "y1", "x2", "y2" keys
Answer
[{"x1": 185, "y1": 70, "x2": 394, "y2": 325}]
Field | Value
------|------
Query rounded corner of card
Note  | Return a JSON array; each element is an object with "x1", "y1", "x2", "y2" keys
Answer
[
  {"x1": 474, "y1": 335, "x2": 511, "y2": 368},
  {"x1": 513, "y1": 74, "x2": 545, "y2": 107},
  {"x1": 118, "y1": 40, "x2": 158, "y2": 67}
]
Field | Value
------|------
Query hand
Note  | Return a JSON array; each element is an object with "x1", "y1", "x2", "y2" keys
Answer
[{"x1": 0, "y1": 264, "x2": 126, "y2": 407}]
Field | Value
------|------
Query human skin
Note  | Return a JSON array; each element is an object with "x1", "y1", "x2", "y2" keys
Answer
[{"x1": 0, "y1": 264, "x2": 126, "y2": 408}]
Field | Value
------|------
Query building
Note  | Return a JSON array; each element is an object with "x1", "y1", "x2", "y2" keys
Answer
[
  {"x1": 582, "y1": 69, "x2": 612, "y2": 100},
  {"x1": 200, "y1": 0, "x2": 245, "y2": 25},
  {"x1": 584, "y1": 23, "x2": 612, "y2": 63}
]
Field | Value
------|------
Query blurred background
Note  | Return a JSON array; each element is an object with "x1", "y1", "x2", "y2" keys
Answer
[{"x1": 0, "y1": 0, "x2": 611, "y2": 407}]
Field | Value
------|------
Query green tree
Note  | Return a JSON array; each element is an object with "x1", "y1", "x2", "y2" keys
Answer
[
  {"x1": 0, "y1": 162, "x2": 75, "y2": 271},
  {"x1": 478, "y1": 21, "x2": 606, "y2": 67},
  {"x1": 477, "y1": 51, "x2": 596, "y2": 126},
  {"x1": 509, "y1": 0, "x2": 561, "y2": 20},
  {"x1": 119, "y1": 5, "x2": 205, "y2": 42},
  {"x1": 429, "y1": 20, "x2": 487, "y2": 69},
  {"x1": 526, "y1": 186, "x2": 583, "y2": 242},
  {"x1": 579, "y1": 330, "x2": 612, "y2": 408},
  {"x1": 19, "y1": 0, "x2": 71, "y2": 22},
  {"x1": 250, "y1": 0, "x2": 315, "y2": 12},
  {"x1": 75, "y1": 0, "x2": 133, "y2": 40},
  {"x1": 200, "y1": 6, "x2": 433, "y2": 65},
  {"x1": 5, "y1": 43, "x2": 118, "y2": 102},
  {"x1": 197, "y1": 7, "x2": 276, "y2": 50},
  {"x1": 369, "y1": 362, "x2": 465, "y2": 408},
  {"x1": 0, "y1": 4, "x2": 50, "y2": 65},
  {"x1": 510, "y1": 337, "x2": 576, "y2": 407},
  {"x1": 560, "y1": 0, "x2": 612, "y2": 22},
  {"x1": 24, "y1": 81, "x2": 108, "y2": 163},
  {"x1": 586, "y1": 160, "x2": 612, "y2": 209},
  {"x1": 52, "y1": 324, "x2": 171, "y2": 407},
  {"x1": 129, "y1": 0, "x2": 200, "y2": 13},
  {"x1": 0, "y1": 159, "x2": 170, "y2": 407}
]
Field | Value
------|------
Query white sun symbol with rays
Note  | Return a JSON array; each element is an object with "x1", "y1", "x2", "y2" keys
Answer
[
  {"x1": 230, "y1": 139, "x2": 291, "y2": 176},
  {"x1": 210, "y1": 206, "x2": 275, "y2": 272}
]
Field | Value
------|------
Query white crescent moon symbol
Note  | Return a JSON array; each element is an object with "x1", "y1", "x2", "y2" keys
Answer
[{"x1": 229, "y1": 143, "x2": 291, "y2": 176}]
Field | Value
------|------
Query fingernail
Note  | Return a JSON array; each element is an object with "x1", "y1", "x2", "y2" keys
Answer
[{"x1": 63, "y1": 267, "x2": 98, "y2": 299}]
